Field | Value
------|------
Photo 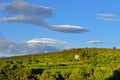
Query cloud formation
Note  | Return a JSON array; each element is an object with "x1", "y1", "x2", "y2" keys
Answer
[
  {"x1": 0, "y1": 0, "x2": 52, "y2": 26},
  {"x1": 89, "y1": 40, "x2": 103, "y2": 44},
  {"x1": 48, "y1": 25, "x2": 89, "y2": 33},
  {"x1": 0, "y1": 37, "x2": 69, "y2": 57},
  {"x1": 26, "y1": 38, "x2": 68, "y2": 48},
  {"x1": 0, "y1": 0, "x2": 89, "y2": 33},
  {"x1": 96, "y1": 13, "x2": 120, "y2": 21}
]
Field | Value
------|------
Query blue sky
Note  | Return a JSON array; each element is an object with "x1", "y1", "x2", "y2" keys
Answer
[{"x1": 0, "y1": 0, "x2": 120, "y2": 56}]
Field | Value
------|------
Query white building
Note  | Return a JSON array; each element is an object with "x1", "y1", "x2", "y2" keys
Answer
[{"x1": 75, "y1": 54, "x2": 80, "y2": 60}]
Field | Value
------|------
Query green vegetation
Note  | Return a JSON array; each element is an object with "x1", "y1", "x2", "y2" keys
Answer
[{"x1": 0, "y1": 48, "x2": 120, "y2": 80}]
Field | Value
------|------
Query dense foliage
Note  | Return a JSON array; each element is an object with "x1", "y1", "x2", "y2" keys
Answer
[{"x1": 0, "y1": 48, "x2": 120, "y2": 80}]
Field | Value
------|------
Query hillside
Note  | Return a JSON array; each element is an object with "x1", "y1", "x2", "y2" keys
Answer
[{"x1": 0, "y1": 48, "x2": 120, "y2": 80}]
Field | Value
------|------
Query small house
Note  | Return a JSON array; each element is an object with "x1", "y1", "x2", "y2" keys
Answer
[{"x1": 75, "y1": 54, "x2": 80, "y2": 60}]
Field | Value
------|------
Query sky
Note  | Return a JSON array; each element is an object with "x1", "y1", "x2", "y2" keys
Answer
[{"x1": 0, "y1": 0, "x2": 120, "y2": 57}]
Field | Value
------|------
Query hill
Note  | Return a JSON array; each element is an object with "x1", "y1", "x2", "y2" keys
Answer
[{"x1": 0, "y1": 48, "x2": 120, "y2": 80}]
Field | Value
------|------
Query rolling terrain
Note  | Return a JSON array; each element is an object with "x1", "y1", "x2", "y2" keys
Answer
[{"x1": 0, "y1": 48, "x2": 120, "y2": 80}]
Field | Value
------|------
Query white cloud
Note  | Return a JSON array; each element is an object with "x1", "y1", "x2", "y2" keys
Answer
[
  {"x1": 0, "y1": 37, "x2": 69, "y2": 57},
  {"x1": 96, "y1": 14, "x2": 116, "y2": 17},
  {"x1": 47, "y1": 25, "x2": 89, "y2": 33},
  {"x1": 26, "y1": 38, "x2": 68, "y2": 48},
  {"x1": 0, "y1": 0, "x2": 52, "y2": 26},
  {"x1": 96, "y1": 13, "x2": 120, "y2": 21},
  {"x1": 89, "y1": 40, "x2": 103, "y2": 44},
  {"x1": 0, "y1": 0, "x2": 89, "y2": 33},
  {"x1": 1, "y1": 0, "x2": 53, "y2": 17}
]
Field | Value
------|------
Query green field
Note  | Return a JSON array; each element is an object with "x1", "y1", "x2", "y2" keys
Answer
[{"x1": 0, "y1": 48, "x2": 120, "y2": 80}]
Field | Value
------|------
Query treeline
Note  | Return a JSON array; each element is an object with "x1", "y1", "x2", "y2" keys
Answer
[{"x1": 0, "y1": 48, "x2": 120, "y2": 80}]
